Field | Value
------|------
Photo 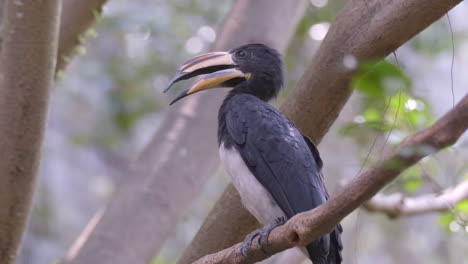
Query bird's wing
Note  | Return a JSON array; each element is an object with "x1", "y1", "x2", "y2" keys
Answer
[
  {"x1": 225, "y1": 94, "x2": 328, "y2": 218},
  {"x1": 225, "y1": 94, "x2": 342, "y2": 263},
  {"x1": 302, "y1": 135, "x2": 343, "y2": 263},
  {"x1": 302, "y1": 135, "x2": 323, "y2": 170}
]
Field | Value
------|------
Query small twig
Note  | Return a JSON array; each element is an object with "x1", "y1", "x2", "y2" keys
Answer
[
  {"x1": 446, "y1": 12, "x2": 456, "y2": 108},
  {"x1": 418, "y1": 165, "x2": 444, "y2": 192}
]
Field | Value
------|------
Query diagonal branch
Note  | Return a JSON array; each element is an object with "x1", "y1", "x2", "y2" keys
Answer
[
  {"x1": 193, "y1": 94, "x2": 468, "y2": 264},
  {"x1": 363, "y1": 180, "x2": 468, "y2": 218}
]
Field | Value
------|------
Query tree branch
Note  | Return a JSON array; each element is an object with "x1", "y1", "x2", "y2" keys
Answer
[
  {"x1": 0, "y1": 0, "x2": 61, "y2": 263},
  {"x1": 182, "y1": 0, "x2": 464, "y2": 261},
  {"x1": 57, "y1": 0, "x2": 107, "y2": 72},
  {"x1": 193, "y1": 94, "x2": 468, "y2": 264},
  {"x1": 363, "y1": 180, "x2": 468, "y2": 218}
]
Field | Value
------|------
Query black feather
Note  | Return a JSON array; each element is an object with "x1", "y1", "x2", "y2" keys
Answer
[{"x1": 219, "y1": 93, "x2": 342, "y2": 263}]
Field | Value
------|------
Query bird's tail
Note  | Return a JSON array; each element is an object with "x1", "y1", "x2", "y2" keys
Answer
[
  {"x1": 306, "y1": 223, "x2": 343, "y2": 264},
  {"x1": 327, "y1": 224, "x2": 343, "y2": 264}
]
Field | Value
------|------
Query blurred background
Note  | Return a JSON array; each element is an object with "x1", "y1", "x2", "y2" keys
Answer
[{"x1": 17, "y1": 0, "x2": 467, "y2": 263}]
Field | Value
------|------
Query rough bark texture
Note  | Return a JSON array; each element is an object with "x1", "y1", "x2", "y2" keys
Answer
[
  {"x1": 63, "y1": 1, "x2": 308, "y2": 264},
  {"x1": 193, "y1": 94, "x2": 468, "y2": 264},
  {"x1": 182, "y1": 0, "x2": 463, "y2": 262},
  {"x1": 57, "y1": 0, "x2": 107, "y2": 71},
  {"x1": 363, "y1": 180, "x2": 468, "y2": 217},
  {"x1": 0, "y1": 1, "x2": 61, "y2": 263}
]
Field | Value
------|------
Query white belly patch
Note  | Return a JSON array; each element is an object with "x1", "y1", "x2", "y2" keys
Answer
[{"x1": 219, "y1": 144, "x2": 285, "y2": 225}]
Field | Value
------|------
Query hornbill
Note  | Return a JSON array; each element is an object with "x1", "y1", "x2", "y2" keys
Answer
[{"x1": 164, "y1": 43, "x2": 343, "y2": 263}]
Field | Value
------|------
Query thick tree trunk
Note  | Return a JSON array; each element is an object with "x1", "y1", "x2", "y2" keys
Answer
[
  {"x1": 63, "y1": 1, "x2": 308, "y2": 264},
  {"x1": 0, "y1": 1, "x2": 61, "y2": 263},
  {"x1": 181, "y1": 0, "x2": 463, "y2": 262}
]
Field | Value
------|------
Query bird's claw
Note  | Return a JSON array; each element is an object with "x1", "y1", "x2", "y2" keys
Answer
[
  {"x1": 240, "y1": 216, "x2": 287, "y2": 257},
  {"x1": 241, "y1": 229, "x2": 262, "y2": 257}
]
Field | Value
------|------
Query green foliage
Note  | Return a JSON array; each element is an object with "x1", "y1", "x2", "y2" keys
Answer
[
  {"x1": 151, "y1": 256, "x2": 173, "y2": 264},
  {"x1": 341, "y1": 59, "x2": 441, "y2": 198},
  {"x1": 436, "y1": 196, "x2": 468, "y2": 233},
  {"x1": 401, "y1": 166, "x2": 422, "y2": 193},
  {"x1": 438, "y1": 212, "x2": 455, "y2": 232},
  {"x1": 342, "y1": 59, "x2": 434, "y2": 146},
  {"x1": 351, "y1": 60, "x2": 411, "y2": 98},
  {"x1": 456, "y1": 200, "x2": 468, "y2": 214}
]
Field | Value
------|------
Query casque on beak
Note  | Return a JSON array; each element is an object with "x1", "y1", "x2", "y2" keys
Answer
[{"x1": 164, "y1": 52, "x2": 248, "y2": 105}]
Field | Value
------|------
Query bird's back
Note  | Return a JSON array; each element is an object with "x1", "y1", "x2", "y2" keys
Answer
[{"x1": 218, "y1": 93, "x2": 342, "y2": 263}]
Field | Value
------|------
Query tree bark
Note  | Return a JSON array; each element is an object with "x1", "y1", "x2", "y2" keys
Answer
[
  {"x1": 57, "y1": 0, "x2": 107, "y2": 72},
  {"x1": 182, "y1": 0, "x2": 463, "y2": 262},
  {"x1": 0, "y1": 1, "x2": 61, "y2": 263},
  {"x1": 63, "y1": 1, "x2": 308, "y2": 264},
  {"x1": 193, "y1": 94, "x2": 468, "y2": 264}
]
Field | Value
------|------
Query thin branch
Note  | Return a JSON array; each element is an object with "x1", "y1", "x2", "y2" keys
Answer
[
  {"x1": 193, "y1": 94, "x2": 468, "y2": 264},
  {"x1": 363, "y1": 180, "x2": 468, "y2": 218}
]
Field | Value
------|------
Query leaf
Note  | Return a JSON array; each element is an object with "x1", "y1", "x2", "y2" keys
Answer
[
  {"x1": 403, "y1": 179, "x2": 422, "y2": 193},
  {"x1": 351, "y1": 60, "x2": 411, "y2": 97},
  {"x1": 402, "y1": 166, "x2": 422, "y2": 193},
  {"x1": 456, "y1": 200, "x2": 468, "y2": 214},
  {"x1": 363, "y1": 108, "x2": 381, "y2": 122},
  {"x1": 437, "y1": 212, "x2": 454, "y2": 232}
]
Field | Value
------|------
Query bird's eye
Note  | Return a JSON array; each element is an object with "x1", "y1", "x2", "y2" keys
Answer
[{"x1": 237, "y1": 50, "x2": 247, "y2": 58}]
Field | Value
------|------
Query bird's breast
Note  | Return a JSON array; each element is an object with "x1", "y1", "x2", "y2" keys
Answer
[{"x1": 219, "y1": 143, "x2": 285, "y2": 225}]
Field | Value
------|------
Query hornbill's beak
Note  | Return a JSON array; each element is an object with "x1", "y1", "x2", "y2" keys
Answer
[{"x1": 164, "y1": 52, "x2": 248, "y2": 105}]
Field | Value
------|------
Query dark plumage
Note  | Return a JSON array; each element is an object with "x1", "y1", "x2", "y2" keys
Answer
[
  {"x1": 219, "y1": 92, "x2": 342, "y2": 264},
  {"x1": 165, "y1": 43, "x2": 343, "y2": 263}
]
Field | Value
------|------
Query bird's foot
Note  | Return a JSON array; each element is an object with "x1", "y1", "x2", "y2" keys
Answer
[{"x1": 240, "y1": 216, "x2": 286, "y2": 257}]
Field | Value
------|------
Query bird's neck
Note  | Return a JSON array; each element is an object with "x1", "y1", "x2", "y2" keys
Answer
[{"x1": 230, "y1": 77, "x2": 279, "y2": 102}]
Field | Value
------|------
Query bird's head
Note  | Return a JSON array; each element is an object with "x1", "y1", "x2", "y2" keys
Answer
[{"x1": 164, "y1": 43, "x2": 284, "y2": 104}]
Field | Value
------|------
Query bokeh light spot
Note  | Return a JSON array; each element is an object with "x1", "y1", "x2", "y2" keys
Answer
[
  {"x1": 310, "y1": 0, "x2": 328, "y2": 8},
  {"x1": 343, "y1": 55, "x2": 358, "y2": 70},
  {"x1": 405, "y1": 98, "x2": 417, "y2": 111},
  {"x1": 197, "y1": 26, "x2": 216, "y2": 43},
  {"x1": 185, "y1": 37, "x2": 204, "y2": 54},
  {"x1": 308, "y1": 22, "x2": 330, "y2": 41}
]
